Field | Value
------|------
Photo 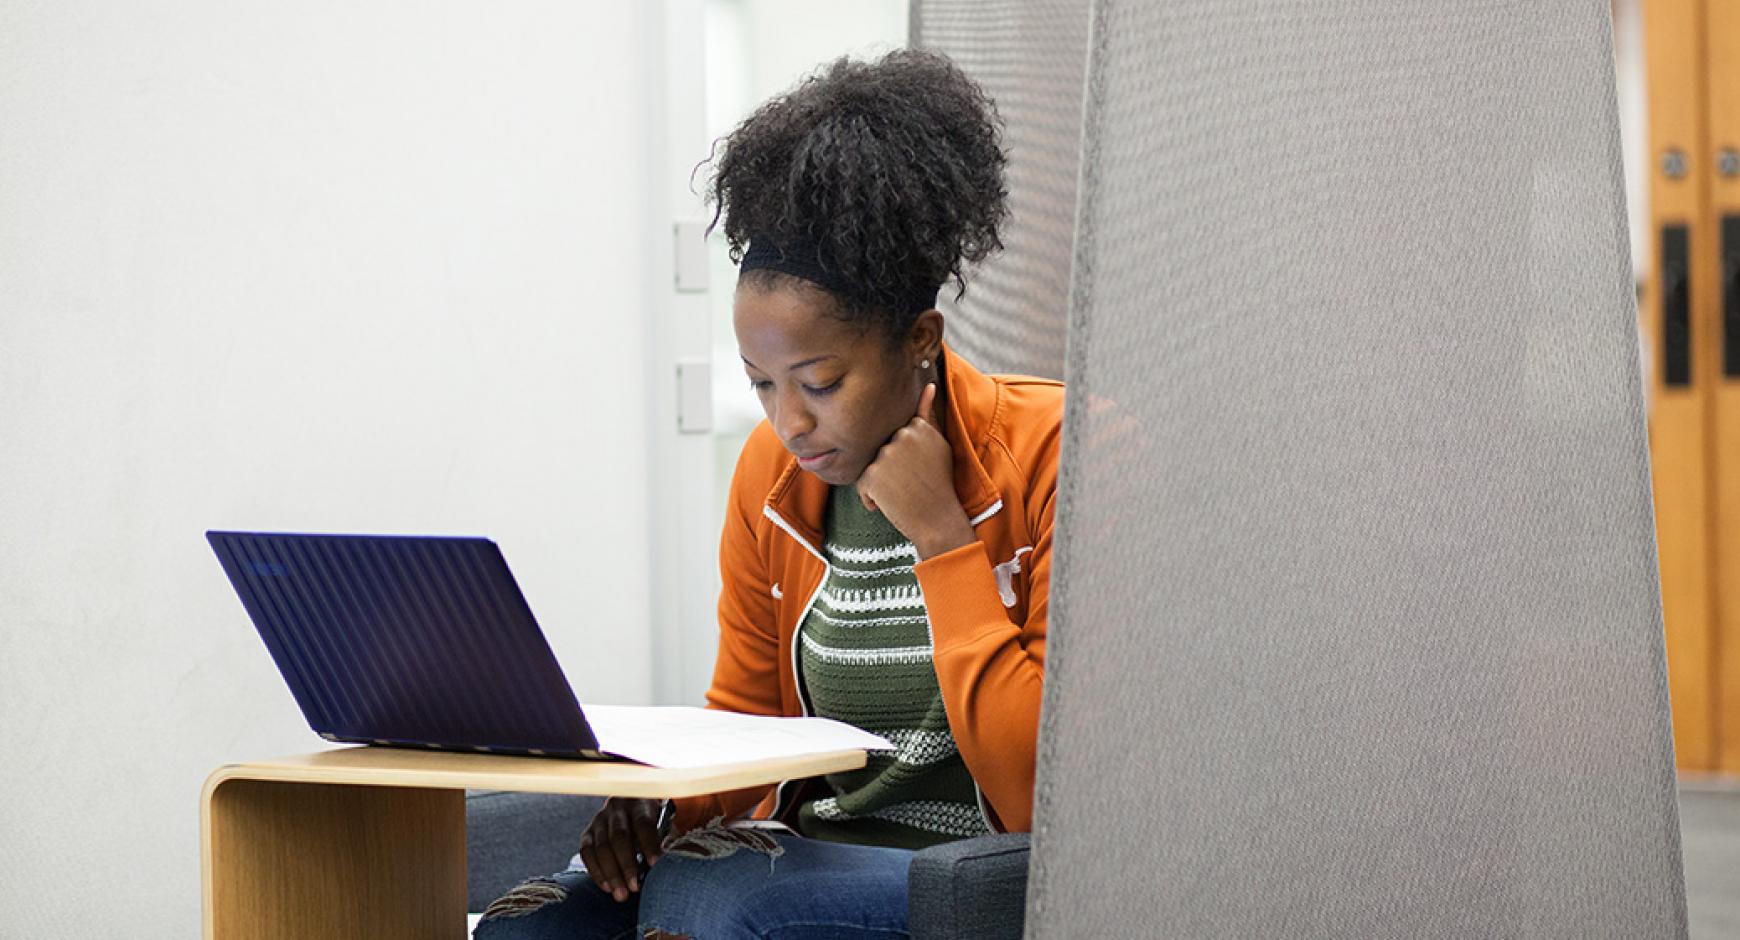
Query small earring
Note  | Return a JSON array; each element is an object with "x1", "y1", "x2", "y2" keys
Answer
[{"x1": 920, "y1": 359, "x2": 931, "y2": 370}]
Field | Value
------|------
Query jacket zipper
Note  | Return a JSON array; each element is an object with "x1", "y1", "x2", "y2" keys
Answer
[{"x1": 762, "y1": 504, "x2": 828, "y2": 821}]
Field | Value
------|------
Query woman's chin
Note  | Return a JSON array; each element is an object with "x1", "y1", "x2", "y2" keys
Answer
[{"x1": 810, "y1": 468, "x2": 857, "y2": 487}]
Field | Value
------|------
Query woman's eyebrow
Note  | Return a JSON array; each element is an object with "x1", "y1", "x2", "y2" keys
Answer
[{"x1": 740, "y1": 354, "x2": 836, "y2": 372}]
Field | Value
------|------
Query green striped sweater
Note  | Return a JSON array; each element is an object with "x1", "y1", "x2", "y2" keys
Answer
[{"x1": 794, "y1": 484, "x2": 993, "y2": 849}]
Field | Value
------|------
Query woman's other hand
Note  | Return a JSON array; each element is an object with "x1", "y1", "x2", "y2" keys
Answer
[
  {"x1": 578, "y1": 797, "x2": 664, "y2": 903},
  {"x1": 857, "y1": 382, "x2": 976, "y2": 559}
]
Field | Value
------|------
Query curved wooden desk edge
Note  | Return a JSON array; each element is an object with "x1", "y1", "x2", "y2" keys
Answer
[
  {"x1": 200, "y1": 747, "x2": 869, "y2": 938},
  {"x1": 202, "y1": 745, "x2": 868, "y2": 799}
]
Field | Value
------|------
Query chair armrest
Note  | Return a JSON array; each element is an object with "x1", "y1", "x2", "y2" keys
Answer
[
  {"x1": 908, "y1": 832, "x2": 1031, "y2": 940},
  {"x1": 465, "y1": 790, "x2": 605, "y2": 913}
]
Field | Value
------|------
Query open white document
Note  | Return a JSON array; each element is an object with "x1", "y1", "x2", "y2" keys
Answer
[{"x1": 580, "y1": 705, "x2": 892, "y2": 769}]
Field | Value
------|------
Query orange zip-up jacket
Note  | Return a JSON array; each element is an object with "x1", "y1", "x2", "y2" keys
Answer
[{"x1": 671, "y1": 345, "x2": 1062, "y2": 836}]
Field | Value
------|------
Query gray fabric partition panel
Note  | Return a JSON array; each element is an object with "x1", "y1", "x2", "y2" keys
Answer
[
  {"x1": 1028, "y1": 1, "x2": 1688, "y2": 937},
  {"x1": 910, "y1": 0, "x2": 1087, "y2": 381}
]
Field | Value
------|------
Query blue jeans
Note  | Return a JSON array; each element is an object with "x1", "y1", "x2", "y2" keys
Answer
[{"x1": 473, "y1": 831, "x2": 915, "y2": 939}]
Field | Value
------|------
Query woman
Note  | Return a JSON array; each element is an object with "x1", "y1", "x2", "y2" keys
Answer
[{"x1": 477, "y1": 48, "x2": 1059, "y2": 939}]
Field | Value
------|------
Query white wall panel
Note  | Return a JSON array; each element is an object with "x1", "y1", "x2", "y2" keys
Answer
[{"x1": 0, "y1": 3, "x2": 658, "y2": 934}]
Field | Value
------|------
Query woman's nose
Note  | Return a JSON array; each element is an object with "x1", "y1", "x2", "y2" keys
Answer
[{"x1": 771, "y1": 387, "x2": 816, "y2": 442}]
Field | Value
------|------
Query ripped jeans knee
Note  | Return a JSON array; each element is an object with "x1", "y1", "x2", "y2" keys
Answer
[
  {"x1": 661, "y1": 817, "x2": 787, "y2": 868},
  {"x1": 480, "y1": 875, "x2": 574, "y2": 922}
]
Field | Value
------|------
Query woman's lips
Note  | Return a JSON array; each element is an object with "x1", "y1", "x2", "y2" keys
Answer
[{"x1": 796, "y1": 450, "x2": 837, "y2": 472}]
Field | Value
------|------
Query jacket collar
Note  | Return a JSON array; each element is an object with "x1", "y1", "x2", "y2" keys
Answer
[{"x1": 764, "y1": 343, "x2": 1003, "y2": 549}]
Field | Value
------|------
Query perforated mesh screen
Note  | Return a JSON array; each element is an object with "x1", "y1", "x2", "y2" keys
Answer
[
  {"x1": 1027, "y1": 1, "x2": 1688, "y2": 935},
  {"x1": 911, "y1": 0, "x2": 1088, "y2": 380}
]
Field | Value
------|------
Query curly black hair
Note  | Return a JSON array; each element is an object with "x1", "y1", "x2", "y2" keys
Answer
[{"x1": 704, "y1": 49, "x2": 1008, "y2": 338}]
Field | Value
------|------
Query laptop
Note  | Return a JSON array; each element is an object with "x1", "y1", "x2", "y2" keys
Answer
[{"x1": 207, "y1": 530, "x2": 608, "y2": 758}]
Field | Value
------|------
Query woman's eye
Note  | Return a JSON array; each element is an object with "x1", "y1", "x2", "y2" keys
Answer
[{"x1": 745, "y1": 377, "x2": 836, "y2": 395}]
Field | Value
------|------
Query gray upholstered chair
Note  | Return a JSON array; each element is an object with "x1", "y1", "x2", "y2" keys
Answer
[
  {"x1": 912, "y1": 0, "x2": 1688, "y2": 934},
  {"x1": 1024, "y1": 0, "x2": 1688, "y2": 935},
  {"x1": 466, "y1": 791, "x2": 605, "y2": 913}
]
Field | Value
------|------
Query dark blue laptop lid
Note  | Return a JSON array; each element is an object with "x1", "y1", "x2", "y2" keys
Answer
[{"x1": 207, "y1": 531, "x2": 598, "y2": 756}]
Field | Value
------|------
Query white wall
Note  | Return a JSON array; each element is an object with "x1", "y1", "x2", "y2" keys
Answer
[
  {"x1": 0, "y1": 3, "x2": 665, "y2": 935},
  {"x1": 644, "y1": 0, "x2": 719, "y2": 707}
]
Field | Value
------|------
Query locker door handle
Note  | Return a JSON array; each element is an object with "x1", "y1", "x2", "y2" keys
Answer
[
  {"x1": 1724, "y1": 215, "x2": 1740, "y2": 378},
  {"x1": 1664, "y1": 224, "x2": 1691, "y2": 387}
]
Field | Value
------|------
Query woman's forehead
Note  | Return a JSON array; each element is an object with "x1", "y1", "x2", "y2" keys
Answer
[{"x1": 733, "y1": 283, "x2": 878, "y2": 368}]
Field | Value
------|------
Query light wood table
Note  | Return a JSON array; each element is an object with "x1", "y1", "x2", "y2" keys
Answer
[{"x1": 201, "y1": 746, "x2": 867, "y2": 939}]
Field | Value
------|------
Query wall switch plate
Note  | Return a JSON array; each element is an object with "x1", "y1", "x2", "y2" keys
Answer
[
  {"x1": 674, "y1": 220, "x2": 710, "y2": 293},
  {"x1": 676, "y1": 359, "x2": 711, "y2": 434}
]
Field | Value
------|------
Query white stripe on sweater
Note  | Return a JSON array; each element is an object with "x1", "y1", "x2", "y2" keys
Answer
[
  {"x1": 807, "y1": 607, "x2": 931, "y2": 629},
  {"x1": 800, "y1": 632, "x2": 933, "y2": 666},
  {"x1": 827, "y1": 563, "x2": 915, "y2": 580},
  {"x1": 868, "y1": 728, "x2": 962, "y2": 766},
  {"x1": 825, "y1": 542, "x2": 919, "y2": 566},
  {"x1": 810, "y1": 799, "x2": 991, "y2": 837},
  {"x1": 818, "y1": 585, "x2": 925, "y2": 614}
]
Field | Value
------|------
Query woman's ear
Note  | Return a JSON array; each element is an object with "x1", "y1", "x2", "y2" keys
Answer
[{"x1": 906, "y1": 309, "x2": 946, "y2": 365}]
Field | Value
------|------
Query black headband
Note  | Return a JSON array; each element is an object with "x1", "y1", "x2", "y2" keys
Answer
[{"x1": 739, "y1": 236, "x2": 940, "y2": 316}]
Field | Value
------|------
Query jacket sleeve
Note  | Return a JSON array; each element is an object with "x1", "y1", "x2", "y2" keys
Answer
[
  {"x1": 914, "y1": 474, "x2": 1053, "y2": 834},
  {"x1": 669, "y1": 445, "x2": 786, "y2": 833}
]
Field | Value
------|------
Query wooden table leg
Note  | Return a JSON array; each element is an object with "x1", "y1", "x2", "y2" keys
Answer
[{"x1": 203, "y1": 777, "x2": 466, "y2": 939}]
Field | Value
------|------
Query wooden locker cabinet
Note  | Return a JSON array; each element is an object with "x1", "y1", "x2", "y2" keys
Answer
[
  {"x1": 1642, "y1": 0, "x2": 1720, "y2": 771},
  {"x1": 1704, "y1": 0, "x2": 1740, "y2": 775}
]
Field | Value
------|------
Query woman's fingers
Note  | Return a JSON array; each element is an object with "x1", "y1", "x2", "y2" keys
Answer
[
  {"x1": 916, "y1": 382, "x2": 938, "y2": 426},
  {"x1": 605, "y1": 807, "x2": 641, "y2": 900},
  {"x1": 582, "y1": 801, "x2": 634, "y2": 902},
  {"x1": 580, "y1": 799, "x2": 665, "y2": 904},
  {"x1": 578, "y1": 837, "x2": 599, "y2": 889},
  {"x1": 580, "y1": 827, "x2": 621, "y2": 899},
  {"x1": 632, "y1": 802, "x2": 664, "y2": 867}
]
